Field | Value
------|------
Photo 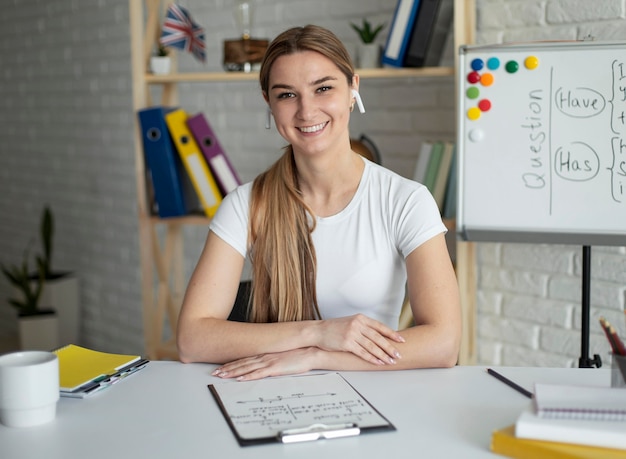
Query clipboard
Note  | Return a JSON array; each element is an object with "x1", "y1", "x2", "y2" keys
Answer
[{"x1": 208, "y1": 372, "x2": 395, "y2": 446}]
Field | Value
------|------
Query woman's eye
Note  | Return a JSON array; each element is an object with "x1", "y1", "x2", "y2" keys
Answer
[
  {"x1": 277, "y1": 92, "x2": 295, "y2": 99},
  {"x1": 317, "y1": 86, "x2": 332, "y2": 93}
]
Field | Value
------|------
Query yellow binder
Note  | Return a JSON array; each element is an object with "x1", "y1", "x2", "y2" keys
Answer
[{"x1": 165, "y1": 109, "x2": 222, "y2": 217}]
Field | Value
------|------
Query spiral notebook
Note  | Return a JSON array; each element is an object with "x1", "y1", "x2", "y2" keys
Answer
[
  {"x1": 516, "y1": 404, "x2": 626, "y2": 450},
  {"x1": 533, "y1": 383, "x2": 626, "y2": 421}
]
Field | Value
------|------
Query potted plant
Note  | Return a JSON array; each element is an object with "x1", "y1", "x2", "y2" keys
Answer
[
  {"x1": 150, "y1": 44, "x2": 172, "y2": 75},
  {"x1": 351, "y1": 18, "x2": 385, "y2": 68},
  {"x1": 36, "y1": 206, "x2": 80, "y2": 346},
  {"x1": 1, "y1": 206, "x2": 80, "y2": 349},
  {"x1": 35, "y1": 206, "x2": 80, "y2": 346},
  {"x1": 1, "y1": 250, "x2": 58, "y2": 350}
]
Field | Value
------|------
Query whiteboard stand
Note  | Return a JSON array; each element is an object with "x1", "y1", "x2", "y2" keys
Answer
[
  {"x1": 579, "y1": 246, "x2": 602, "y2": 369},
  {"x1": 457, "y1": 41, "x2": 626, "y2": 369}
]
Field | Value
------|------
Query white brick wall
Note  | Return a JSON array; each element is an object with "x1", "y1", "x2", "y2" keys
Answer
[
  {"x1": 0, "y1": 0, "x2": 624, "y2": 365},
  {"x1": 475, "y1": 0, "x2": 626, "y2": 367}
]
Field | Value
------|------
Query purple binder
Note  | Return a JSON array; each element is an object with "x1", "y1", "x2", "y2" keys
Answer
[{"x1": 186, "y1": 113, "x2": 241, "y2": 195}]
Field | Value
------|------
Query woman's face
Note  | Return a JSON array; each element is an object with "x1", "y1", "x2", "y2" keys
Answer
[{"x1": 265, "y1": 50, "x2": 356, "y2": 158}]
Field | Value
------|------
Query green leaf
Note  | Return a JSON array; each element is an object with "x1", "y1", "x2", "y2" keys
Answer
[{"x1": 351, "y1": 18, "x2": 385, "y2": 44}]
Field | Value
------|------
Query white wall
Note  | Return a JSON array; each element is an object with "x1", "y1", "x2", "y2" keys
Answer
[{"x1": 0, "y1": 0, "x2": 623, "y2": 364}]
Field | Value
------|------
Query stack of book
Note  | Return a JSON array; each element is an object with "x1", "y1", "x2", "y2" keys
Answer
[
  {"x1": 491, "y1": 383, "x2": 626, "y2": 458},
  {"x1": 137, "y1": 107, "x2": 242, "y2": 219},
  {"x1": 413, "y1": 140, "x2": 456, "y2": 218},
  {"x1": 382, "y1": 0, "x2": 454, "y2": 68}
]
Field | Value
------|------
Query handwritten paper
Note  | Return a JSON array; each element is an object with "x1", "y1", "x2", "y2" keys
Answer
[{"x1": 208, "y1": 372, "x2": 393, "y2": 445}]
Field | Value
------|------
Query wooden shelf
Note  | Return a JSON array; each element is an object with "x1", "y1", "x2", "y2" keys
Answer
[
  {"x1": 148, "y1": 214, "x2": 210, "y2": 226},
  {"x1": 145, "y1": 66, "x2": 455, "y2": 84}
]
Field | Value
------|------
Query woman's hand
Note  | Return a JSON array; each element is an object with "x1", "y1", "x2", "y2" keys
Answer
[
  {"x1": 314, "y1": 314, "x2": 405, "y2": 365},
  {"x1": 212, "y1": 348, "x2": 319, "y2": 381}
]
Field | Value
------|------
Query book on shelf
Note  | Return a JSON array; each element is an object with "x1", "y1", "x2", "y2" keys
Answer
[
  {"x1": 53, "y1": 344, "x2": 148, "y2": 398},
  {"x1": 442, "y1": 143, "x2": 457, "y2": 219},
  {"x1": 165, "y1": 108, "x2": 223, "y2": 218},
  {"x1": 432, "y1": 140, "x2": 454, "y2": 210},
  {"x1": 403, "y1": 0, "x2": 441, "y2": 67},
  {"x1": 422, "y1": 140, "x2": 444, "y2": 195},
  {"x1": 137, "y1": 106, "x2": 199, "y2": 218},
  {"x1": 413, "y1": 140, "x2": 433, "y2": 184},
  {"x1": 186, "y1": 112, "x2": 241, "y2": 196},
  {"x1": 491, "y1": 424, "x2": 626, "y2": 459},
  {"x1": 437, "y1": 21, "x2": 455, "y2": 68},
  {"x1": 515, "y1": 404, "x2": 626, "y2": 450},
  {"x1": 423, "y1": 0, "x2": 453, "y2": 67},
  {"x1": 382, "y1": 0, "x2": 422, "y2": 68},
  {"x1": 405, "y1": 0, "x2": 453, "y2": 67}
]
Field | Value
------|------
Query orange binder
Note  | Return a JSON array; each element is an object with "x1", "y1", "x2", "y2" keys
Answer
[{"x1": 165, "y1": 109, "x2": 222, "y2": 217}]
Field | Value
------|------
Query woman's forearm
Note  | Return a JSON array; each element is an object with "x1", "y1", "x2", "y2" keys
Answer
[
  {"x1": 177, "y1": 317, "x2": 317, "y2": 363},
  {"x1": 313, "y1": 323, "x2": 460, "y2": 372}
]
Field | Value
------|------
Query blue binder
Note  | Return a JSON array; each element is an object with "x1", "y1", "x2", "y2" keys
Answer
[
  {"x1": 382, "y1": 0, "x2": 422, "y2": 67},
  {"x1": 137, "y1": 106, "x2": 197, "y2": 218}
]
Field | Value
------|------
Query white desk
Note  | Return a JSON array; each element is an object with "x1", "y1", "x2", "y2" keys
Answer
[{"x1": 0, "y1": 362, "x2": 609, "y2": 458}]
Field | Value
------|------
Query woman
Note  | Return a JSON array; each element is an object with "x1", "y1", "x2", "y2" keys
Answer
[{"x1": 177, "y1": 25, "x2": 461, "y2": 380}]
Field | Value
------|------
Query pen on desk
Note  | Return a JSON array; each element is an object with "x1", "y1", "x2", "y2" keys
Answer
[{"x1": 486, "y1": 368, "x2": 533, "y2": 399}]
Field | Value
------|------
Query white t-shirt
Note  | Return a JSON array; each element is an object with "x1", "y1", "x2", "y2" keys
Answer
[{"x1": 209, "y1": 158, "x2": 447, "y2": 329}]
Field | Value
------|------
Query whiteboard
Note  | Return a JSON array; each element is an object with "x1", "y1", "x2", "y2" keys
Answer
[{"x1": 457, "y1": 41, "x2": 626, "y2": 246}]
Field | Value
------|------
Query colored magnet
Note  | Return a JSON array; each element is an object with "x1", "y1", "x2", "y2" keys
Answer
[
  {"x1": 467, "y1": 71, "x2": 481, "y2": 84},
  {"x1": 505, "y1": 60, "x2": 519, "y2": 73},
  {"x1": 478, "y1": 99, "x2": 492, "y2": 111},
  {"x1": 471, "y1": 58, "x2": 484, "y2": 71},
  {"x1": 480, "y1": 73, "x2": 494, "y2": 86},
  {"x1": 467, "y1": 107, "x2": 481, "y2": 120},
  {"x1": 466, "y1": 87, "x2": 480, "y2": 99},
  {"x1": 524, "y1": 55, "x2": 539, "y2": 69},
  {"x1": 487, "y1": 57, "x2": 500, "y2": 70},
  {"x1": 469, "y1": 129, "x2": 484, "y2": 142}
]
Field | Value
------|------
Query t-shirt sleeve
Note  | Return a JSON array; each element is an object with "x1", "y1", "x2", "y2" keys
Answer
[
  {"x1": 208, "y1": 183, "x2": 251, "y2": 258},
  {"x1": 395, "y1": 184, "x2": 447, "y2": 258}
]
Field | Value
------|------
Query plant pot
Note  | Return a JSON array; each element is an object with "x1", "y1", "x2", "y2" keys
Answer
[
  {"x1": 150, "y1": 56, "x2": 171, "y2": 75},
  {"x1": 18, "y1": 310, "x2": 59, "y2": 351},
  {"x1": 25, "y1": 271, "x2": 80, "y2": 346},
  {"x1": 357, "y1": 43, "x2": 381, "y2": 68},
  {"x1": 41, "y1": 273, "x2": 80, "y2": 346}
]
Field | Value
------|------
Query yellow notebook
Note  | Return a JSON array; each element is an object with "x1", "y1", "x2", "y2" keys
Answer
[
  {"x1": 491, "y1": 425, "x2": 626, "y2": 459},
  {"x1": 53, "y1": 344, "x2": 142, "y2": 391}
]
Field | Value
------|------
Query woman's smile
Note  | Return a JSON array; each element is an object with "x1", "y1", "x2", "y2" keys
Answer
[{"x1": 298, "y1": 121, "x2": 328, "y2": 134}]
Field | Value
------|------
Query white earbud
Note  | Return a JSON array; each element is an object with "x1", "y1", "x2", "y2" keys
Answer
[
  {"x1": 351, "y1": 89, "x2": 365, "y2": 114},
  {"x1": 265, "y1": 106, "x2": 272, "y2": 129}
]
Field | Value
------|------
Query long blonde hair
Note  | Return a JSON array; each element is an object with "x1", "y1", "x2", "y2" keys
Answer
[{"x1": 248, "y1": 25, "x2": 356, "y2": 323}]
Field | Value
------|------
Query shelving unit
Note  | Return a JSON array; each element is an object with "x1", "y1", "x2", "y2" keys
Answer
[
  {"x1": 146, "y1": 66, "x2": 455, "y2": 84},
  {"x1": 129, "y1": 0, "x2": 477, "y2": 363}
]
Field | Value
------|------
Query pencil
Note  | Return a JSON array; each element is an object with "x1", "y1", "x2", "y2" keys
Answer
[
  {"x1": 610, "y1": 325, "x2": 626, "y2": 356},
  {"x1": 486, "y1": 368, "x2": 533, "y2": 399},
  {"x1": 600, "y1": 317, "x2": 622, "y2": 355}
]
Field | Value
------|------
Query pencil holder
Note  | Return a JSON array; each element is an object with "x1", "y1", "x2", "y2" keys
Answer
[{"x1": 611, "y1": 353, "x2": 626, "y2": 388}]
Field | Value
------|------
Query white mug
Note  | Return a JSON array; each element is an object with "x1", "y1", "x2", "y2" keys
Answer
[{"x1": 0, "y1": 351, "x2": 59, "y2": 428}]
